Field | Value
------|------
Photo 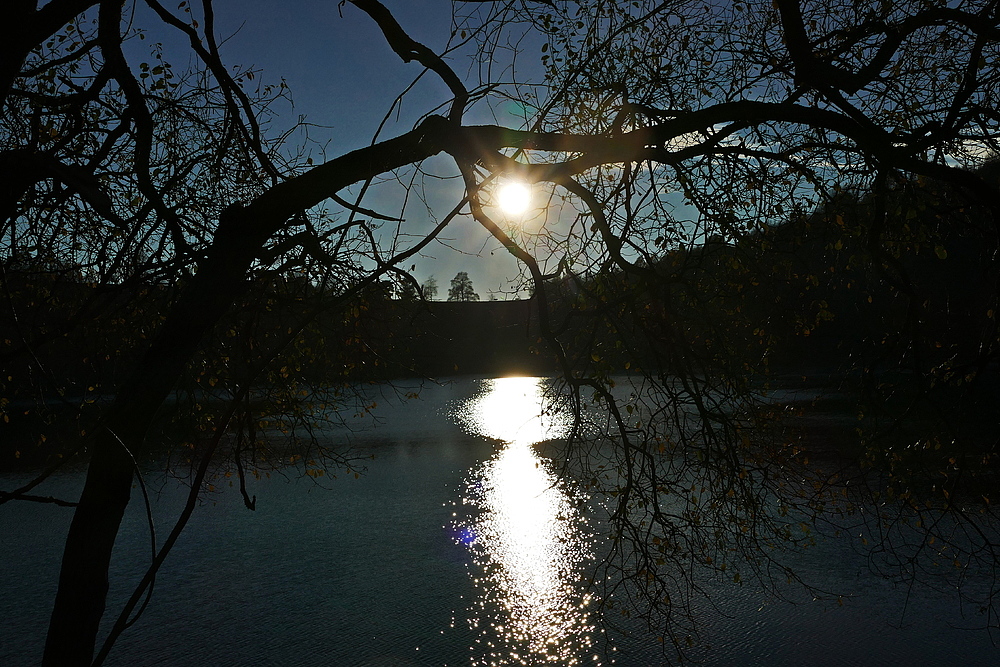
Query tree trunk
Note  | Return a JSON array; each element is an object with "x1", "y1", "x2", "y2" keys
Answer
[
  {"x1": 42, "y1": 426, "x2": 137, "y2": 666},
  {"x1": 40, "y1": 123, "x2": 447, "y2": 665},
  {"x1": 42, "y1": 209, "x2": 261, "y2": 666}
]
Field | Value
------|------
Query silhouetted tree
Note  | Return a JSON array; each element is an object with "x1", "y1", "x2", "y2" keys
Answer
[
  {"x1": 420, "y1": 275, "x2": 438, "y2": 300},
  {"x1": 394, "y1": 276, "x2": 420, "y2": 301},
  {"x1": 2, "y1": 0, "x2": 999, "y2": 664},
  {"x1": 447, "y1": 271, "x2": 480, "y2": 301}
]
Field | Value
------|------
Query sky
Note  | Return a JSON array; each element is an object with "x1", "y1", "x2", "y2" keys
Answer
[{"x1": 200, "y1": 1, "x2": 532, "y2": 299}]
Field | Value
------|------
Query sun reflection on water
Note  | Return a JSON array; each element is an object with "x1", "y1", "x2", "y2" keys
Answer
[{"x1": 452, "y1": 377, "x2": 601, "y2": 665}]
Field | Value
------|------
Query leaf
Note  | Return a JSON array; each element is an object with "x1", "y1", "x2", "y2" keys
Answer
[{"x1": 934, "y1": 245, "x2": 947, "y2": 260}]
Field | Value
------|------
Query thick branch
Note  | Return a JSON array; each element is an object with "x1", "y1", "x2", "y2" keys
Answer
[
  {"x1": 42, "y1": 115, "x2": 449, "y2": 666},
  {"x1": 777, "y1": 0, "x2": 1000, "y2": 95},
  {"x1": 451, "y1": 102, "x2": 997, "y2": 206},
  {"x1": 348, "y1": 0, "x2": 469, "y2": 121},
  {"x1": 0, "y1": 0, "x2": 101, "y2": 105}
]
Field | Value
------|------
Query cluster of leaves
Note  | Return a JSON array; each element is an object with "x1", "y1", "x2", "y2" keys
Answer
[
  {"x1": 451, "y1": 0, "x2": 1000, "y2": 654},
  {"x1": 0, "y1": 0, "x2": 432, "y2": 476},
  {"x1": 531, "y1": 165, "x2": 1000, "y2": 651},
  {"x1": 4, "y1": 0, "x2": 1000, "y2": 663}
]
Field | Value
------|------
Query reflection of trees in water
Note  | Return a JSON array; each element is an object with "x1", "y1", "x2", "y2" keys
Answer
[{"x1": 543, "y1": 364, "x2": 1000, "y2": 662}]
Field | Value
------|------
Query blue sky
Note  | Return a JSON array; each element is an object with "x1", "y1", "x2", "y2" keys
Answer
[
  {"x1": 205, "y1": 1, "x2": 530, "y2": 298},
  {"x1": 214, "y1": 1, "x2": 455, "y2": 151}
]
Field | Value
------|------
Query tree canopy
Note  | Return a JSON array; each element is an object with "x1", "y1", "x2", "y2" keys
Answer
[
  {"x1": 1, "y1": 0, "x2": 999, "y2": 664},
  {"x1": 447, "y1": 270, "x2": 480, "y2": 301},
  {"x1": 420, "y1": 274, "x2": 439, "y2": 300}
]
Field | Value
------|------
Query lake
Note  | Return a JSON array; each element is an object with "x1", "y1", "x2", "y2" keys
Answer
[{"x1": 1, "y1": 376, "x2": 998, "y2": 665}]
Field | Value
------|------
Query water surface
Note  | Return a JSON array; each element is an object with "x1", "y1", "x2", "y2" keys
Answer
[{"x1": 1, "y1": 377, "x2": 997, "y2": 665}]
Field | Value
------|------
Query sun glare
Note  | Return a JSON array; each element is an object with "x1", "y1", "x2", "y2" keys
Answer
[
  {"x1": 496, "y1": 182, "x2": 531, "y2": 215},
  {"x1": 453, "y1": 378, "x2": 596, "y2": 664}
]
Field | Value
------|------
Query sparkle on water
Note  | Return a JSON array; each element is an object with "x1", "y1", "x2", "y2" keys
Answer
[
  {"x1": 496, "y1": 181, "x2": 532, "y2": 215},
  {"x1": 452, "y1": 377, "x2": 601, "y2": 666}
]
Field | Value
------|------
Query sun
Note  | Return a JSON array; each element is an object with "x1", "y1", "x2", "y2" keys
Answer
[{"x1": 496, "y1": 181, "x2": 531, "y2": 215}]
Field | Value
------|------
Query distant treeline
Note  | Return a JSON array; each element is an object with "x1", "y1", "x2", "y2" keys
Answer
[
  {"x1": 0, "y1": 270, "x2": 551, "y2": 466},
  {"x1": 3, "y1": 165, "x2": 999, "y2": 467}
]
